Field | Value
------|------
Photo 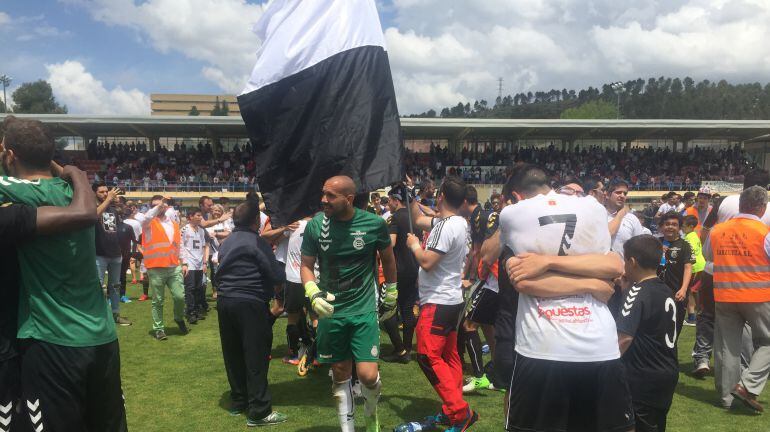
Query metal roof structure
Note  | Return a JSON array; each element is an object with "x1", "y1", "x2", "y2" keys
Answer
[{"x1": 2, "y1": 114, "x2": 770, "y2": 142}]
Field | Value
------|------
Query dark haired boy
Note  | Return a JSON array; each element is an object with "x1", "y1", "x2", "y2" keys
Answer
[
  {"x1": 657, "y1": 211, "x2": 694, "y2": 336},
  {"x1": 181, "y1": 209, "x2": 209, "y2": 324},
  {"x1": 618, "y1": 235, "x2": 679, "y2": 432}
]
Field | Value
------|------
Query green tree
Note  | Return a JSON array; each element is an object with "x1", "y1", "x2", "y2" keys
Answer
[
  {"x1": 188, "y1": 105, "x2": 200, "y2": 116},
  {"x1": 220, "y1": 100, "x2": 230, "y2": 116},
  {"x1": 560, "y1": 100, "x2": 619, "y2": 119},
  {"x1": 210, "y1": 97, "x2": 222, "y2": 116},
  {"x1": 11, "y1": 80, "x2": 67, "y2": 114}
]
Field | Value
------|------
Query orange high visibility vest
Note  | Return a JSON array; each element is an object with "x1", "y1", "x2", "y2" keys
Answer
[
  {"x1": 141, "y1": 218, "x2": 181, "y2": 269},
  {"x1": 711, "y1": 217, "x2": 770, "y2": 303}
]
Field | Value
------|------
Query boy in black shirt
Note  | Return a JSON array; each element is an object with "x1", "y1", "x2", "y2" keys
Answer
[
  {"x1": 619, "y1": 235, "x2": 679, "y2": 432},
  {"x1": 657, "y1": 211, "x2": 693, "y2": 336}
]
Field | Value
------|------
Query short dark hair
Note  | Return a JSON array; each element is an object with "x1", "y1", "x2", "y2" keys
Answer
[
  {"x1": 659, "y1": 211, "x2": 682, "y2": 226},
  {"x1": 353, "y1": 192, "x2": 369, "y2": 210},
  {"x1": 505, "y1": 163, "x2": 548, "y2": 196},
  {"x1": 1, "y1": 116, "x2": 55, "y2": 170},
  {"x1": 198, "y1": 195, "x2": 212, "y2": 207},
  {"x1": 624, "y1": 235, "x2": 663, "y2": 270},
  {"x1": 187, "y1": 209, "x2": 203, "y2": 218},
  {"x1": 683, "y1": 215, "x2": 698, "y2": 227},
  {"x1": 582, "y1": 177, "x2": 602, "y2": 194},
  {"x1": 233, "y1": 198, "x2": 260, "y2": 228},
  {"x1": 92, "y1": 181, "x2": 107, "y2": 192},
  {"x1": 150, "y1": 194, "x2": 164, "y2": 203},
  {"x1": 245, "y1": 191, "x2": 261, "y2": 206},
  {"x1": 606, "y1": 179, "x2": 630, "y2": 194},
  {"x1": 683, "y1": 191, "x2": 695, "y2": 200},
  {"x1": 465, "y1": 185, "x2": 478, "y2": 205},
  {"x1": 743, "y1": 169, "x2": 770, "y2": 189},
  {"x1": 439, "y1": 176, "x2": 466, "y2": 209},
  {"x1": 490, "y1": 192, "x2": 501, "y2": 203}
]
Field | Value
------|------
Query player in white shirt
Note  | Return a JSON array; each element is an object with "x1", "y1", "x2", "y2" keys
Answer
[
  {"x1": 401, "y1": 176, "x2": 478, "y2": 432},
  {"x1": 181, "y1": 209, "x2": 209, "y2": 324},
  {"x1": 498, "y1": 164, "x2": 632, "y2": 432}
]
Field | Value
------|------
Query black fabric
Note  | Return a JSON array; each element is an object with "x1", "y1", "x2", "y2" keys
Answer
[
  {"x1": 493, "y1": 248, "x2": 518, "y2": 389},
  {"x1": 119, "y1": 253, "x2": 131, "y2": 297},
  {"x1": 462, "y1": 326, "x2": 485, "y2": 378},
  {"x1": 388, "y1": 208, "x2": 421, "y2": 276},
  {"x1": 283, "y1": 281, "x2": 305, "y2": 314},
  {"x1": 215, "y1": 227, "x2": 284, "y2": 303},
  {"x1": 467, "y1": 285, "x2": 499, "y2": 326},
  {"x1": 506, "y1": 354, "x2": 634, "y2": 432},
  {"x1": 383, "y1": 314, "x2": 405, "y2": 354},
  {"x1": 217, "y1": 297, "x2": 273, "y2": 420},
  {"x1": 397, "y1": 273, "x2": 419, "y2": 353},
  {"x1": 95, "y1": 207, "x2": 123, "y2": 258},
  {"x1": 116, "y1": 221, "x2": 135, "y2": 256},
  {"x1": 184, "y1": 270, "x2": 204, "y2": 316},
  {"x1": 0, "y1": 204, "x2": 36, "y2": 362},
  {"x1": 616, "y1": 278, "x2": 679, "y2": 410},
  {"x1": 658, "y1": 236, "x2": 694, "y2": 296},
  {"x1": 238, "y1": 45, "x2": 404, "y2": 226},
  {"x1": 485, "y1": 211, "x2": 499, "y2": 239},
  {"x1": 634, "y1": 402, "x2": 669, "y2": 432},
  {"x1": 0, "y1": 356, "x2": 23, "y2": 431},
  {"x1": 470, "y1": 206, "x2": 488, "y2": 244},
  {"x1": 427, "y1": 303, "x2": 464, "y2": 336},
  {"x1": 19, "y1": 339, "x2": 127, "y2": 432}
]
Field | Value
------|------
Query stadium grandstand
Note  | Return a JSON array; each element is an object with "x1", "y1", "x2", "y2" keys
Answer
[{"x1": 3, "y1": 114, "x2": 770, "y2": 207}]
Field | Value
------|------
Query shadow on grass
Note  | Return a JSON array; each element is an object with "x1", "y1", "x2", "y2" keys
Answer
[
  {"x1": 675, "y1": 380, "x2": 719, "y2": 406},
  {"x1": 292, "y1": 427, "x2": 347, "y2": 432}
]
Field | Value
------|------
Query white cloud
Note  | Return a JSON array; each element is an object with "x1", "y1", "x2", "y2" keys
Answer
[
  {"x1": 75, "y1": 0, "x2": 265, "y2": 94},
  {"x1": 0, "y1": 12, "x2": 10, "y2": 25},
  {"x1": 46, "y1": 60, "x2": 150, "y2": 115},
  {"x1": 65, "y1": 0, "x2": 770, "y2": 115}
]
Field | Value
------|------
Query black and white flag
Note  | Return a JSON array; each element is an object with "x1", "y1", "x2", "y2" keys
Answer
[{"x1": 238, "y1": 0, "x2": 404, "y2": 226}]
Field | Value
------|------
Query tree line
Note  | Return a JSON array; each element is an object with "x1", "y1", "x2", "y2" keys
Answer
[{"x1": 408, "y1": 77, "x2": 770, "y2": 120}]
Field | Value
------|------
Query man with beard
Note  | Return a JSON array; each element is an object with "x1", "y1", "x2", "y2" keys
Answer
[
  {"x1": 300, "y1": 175, "x2": 397, "y2": 432},
  {"x1": 0, "y1": 116, "x2": 127, "y2": 431}
]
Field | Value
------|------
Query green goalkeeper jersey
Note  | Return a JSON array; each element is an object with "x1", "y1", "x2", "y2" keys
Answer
[
  {"x1": 0, "y1": 176, "x2": 116, "y2": 347},
  {"x1": 301, "y1": 208, "x2": 390, "y2": 317}
]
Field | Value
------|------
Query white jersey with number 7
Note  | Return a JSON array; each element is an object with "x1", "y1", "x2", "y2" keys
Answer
[{"x1": 499, "y1": 190, "x2": 620, "y2": 362}]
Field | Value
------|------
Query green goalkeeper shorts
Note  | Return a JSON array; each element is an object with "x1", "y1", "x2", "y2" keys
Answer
[{"x1": 316, "y1": 311, "x2": 380, "y2": 364}]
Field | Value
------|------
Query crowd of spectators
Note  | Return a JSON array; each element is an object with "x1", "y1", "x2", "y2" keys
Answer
[
  {"x1": 406, "y1": 143, "x2": 756, "y2": 190},
  {"x1": 82, "y1": 138, "x2": 756, "y2": 192}
]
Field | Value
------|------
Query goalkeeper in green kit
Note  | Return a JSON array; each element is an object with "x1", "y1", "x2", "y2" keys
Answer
[{"x1": 301, "y1": 176, "x2": 398, "y2": 432}]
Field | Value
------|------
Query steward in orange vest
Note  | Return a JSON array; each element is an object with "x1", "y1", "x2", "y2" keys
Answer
[
  {"x1": 711, "y1": 215, "x2": 770, "y2": 303},
  {"x1": 142, "y1": 217, "x2": 181, "y2": 269}
]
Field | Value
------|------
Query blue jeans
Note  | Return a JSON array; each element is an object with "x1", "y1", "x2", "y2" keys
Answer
[{"x1": 96, "y1": 255, "x2": 123, "y2": 314}]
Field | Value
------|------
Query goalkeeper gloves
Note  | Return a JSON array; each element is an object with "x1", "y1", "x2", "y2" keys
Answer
[
  {"x1": 304, "y1": 281, "x2": 335, "y2": 318},
  {"x1": 379, "y1": 282, "x2": 398, "y2": 322}
]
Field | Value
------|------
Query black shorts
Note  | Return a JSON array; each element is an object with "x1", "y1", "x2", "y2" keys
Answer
[
  {"x1": 634, "y1": 402, "x2": 668, "y2": 432},
  {"x1": 0, "y1": 356, "x2": 22, "y2": 430},
  {"x1": 19, "y1": 339, "x2": 127, "y2": 432},
  {"x1": 466, "y1": 284, "x2": 499, "y2": 326},
  {"x1": 284, "y1": 281, "x2": 306, "y2": 314},
  {"x1": 506, "y1": 354, "x2": 634, "y2": 432}
]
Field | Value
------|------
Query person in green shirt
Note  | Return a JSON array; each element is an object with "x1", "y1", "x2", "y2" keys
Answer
[
  {"x1": 301, "y1": 175, "x2": 397, "y2": 432},
  {"x1": 683, "y1": 215, "x2": 706, "y2": 326},
  {"x1": 0, "y1": 116, "x2": 126, "y2": 431}
]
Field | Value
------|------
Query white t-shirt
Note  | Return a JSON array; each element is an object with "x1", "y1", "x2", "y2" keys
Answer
[
  {"x1": 124, "y1": 218, "x2": 142, "y2": 242},
  {"x1": 499, "y1": 191, "x2": 620, "y2": 362},
  {"x1": 608, "y1": 210, "x2": 646, "y2": 259},
  {"x1": 285, "y1": 220, "x2": 308, "y2": 284},
  {"x1": 260, "y1": 212, "x2": 269, "y2": 233},
  {"x1": 418, "y1": 215, "x2": 469, "y2": 306},
  {"x1": 181, "y1": 224, "x2": 207, "y2": 270},
  {"x1": 274, "y1": 233, "x2": 290, "y2": 263},
  {"x1": 657, "y1": 203, "x2": 678, "y2": 215}
]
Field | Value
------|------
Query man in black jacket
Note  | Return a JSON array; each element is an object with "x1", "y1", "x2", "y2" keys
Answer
[{"x1": 215, "y1": 196, "x2": 287, "y2": 427}]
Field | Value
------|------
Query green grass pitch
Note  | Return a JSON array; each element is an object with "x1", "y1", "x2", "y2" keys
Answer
[{"x1": 116, "y1": 282, "x2": 767, "y2": 431}]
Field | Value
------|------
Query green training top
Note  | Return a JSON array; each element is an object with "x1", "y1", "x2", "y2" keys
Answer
[
  {"x1": 0, "y1": 176, "x2": 116, "y2": 347},
  {"x1": 301, "y1": 208, "x2": 390, "y2": 317}
]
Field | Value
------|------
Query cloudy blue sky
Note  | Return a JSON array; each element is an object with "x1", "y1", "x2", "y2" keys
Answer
[{"x1": 2, "y1": 0, "x2": 769, "y2": 115}]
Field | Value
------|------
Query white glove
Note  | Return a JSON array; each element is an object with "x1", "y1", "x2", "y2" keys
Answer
[{"x1": 305, "y1": 281, "x2": 335, "y2": 318}]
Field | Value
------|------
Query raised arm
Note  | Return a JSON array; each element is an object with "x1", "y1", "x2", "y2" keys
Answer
[
  {"x1": 608, "y1": 207, "x2": 628, "y2": 237},
  {"x1": 37, "y1": 165, "x2": 98, "y2": 235},
  {"x1": 409, "y1": 198, "x2": 434, "y2": 232},
  {"x1": 201, "y1": 210, "x2": 232, "y2": 228},
  {"x1": 507, "y1": 252, "x2": 624, "y2": 283}
]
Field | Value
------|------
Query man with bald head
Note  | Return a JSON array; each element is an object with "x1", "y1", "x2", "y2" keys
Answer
[{"x1": 301, "y1": 175, "x2": 398, "y2": 432}]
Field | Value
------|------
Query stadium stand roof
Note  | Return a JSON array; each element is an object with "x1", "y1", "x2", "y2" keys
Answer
[{"x1": 2, "y1": 114, "x2": 770, "y2": 142}]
